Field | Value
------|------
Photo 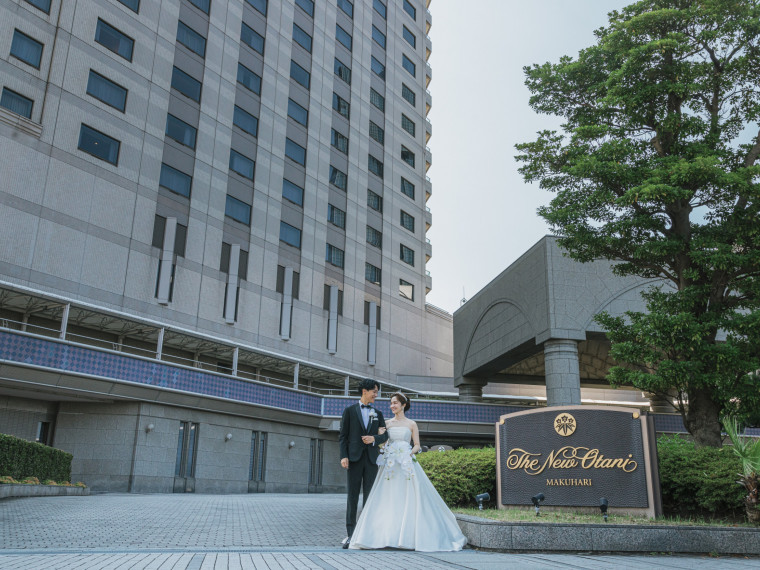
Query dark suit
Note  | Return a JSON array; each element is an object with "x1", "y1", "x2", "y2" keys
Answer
[{"x1": 339, "y1": 402, "x2": 388, "y2": 537}]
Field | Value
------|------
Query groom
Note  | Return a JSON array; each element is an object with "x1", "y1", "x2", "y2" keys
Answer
[{"x1": 339, "y1": 378, "x2": 388, "y2": 548}]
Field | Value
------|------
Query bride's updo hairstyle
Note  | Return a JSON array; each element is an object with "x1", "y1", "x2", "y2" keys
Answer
[{"x1": 390, "y1": 392, "x2": 410, "y2": 412}]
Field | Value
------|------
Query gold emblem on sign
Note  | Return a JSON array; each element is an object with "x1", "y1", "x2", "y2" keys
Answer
[{"x1": 554, "y1": 413, "x2": 576, "y2": 437}]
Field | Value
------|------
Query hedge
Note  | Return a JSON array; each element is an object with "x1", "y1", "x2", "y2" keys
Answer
[
  {"x1": 417, "y1": 447, "x2": 496, "y2": 508},
  {"x1": 657, "y1": 435, "x2": 744, "y2": 519},
  {"x1": 0, "y1": 433, "x2": 72, "y2": 482},
  {"x1": 419, "y1": 437, "x2": 746, "y2": 520}
]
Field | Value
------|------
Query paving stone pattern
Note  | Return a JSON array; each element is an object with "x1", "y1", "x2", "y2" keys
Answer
[{"x1": 1, "y1": 494, "x2": 758, "y2": 569}]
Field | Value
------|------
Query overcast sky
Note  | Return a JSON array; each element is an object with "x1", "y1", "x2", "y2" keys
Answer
[{"x1": 425, "y1": 0, "x2": 632, "y2": 314}]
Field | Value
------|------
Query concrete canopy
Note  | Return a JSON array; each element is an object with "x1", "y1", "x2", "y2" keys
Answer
[{"x1": 453, "y1": 237, "x2": 661, "y2": 405}]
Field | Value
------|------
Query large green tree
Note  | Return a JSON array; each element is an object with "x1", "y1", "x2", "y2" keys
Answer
[{"x1": 516, "y1": 0, "x2": 760, "y2": 446}]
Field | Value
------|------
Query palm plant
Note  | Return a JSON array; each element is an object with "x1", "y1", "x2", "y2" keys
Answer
[{"x1": 722, "y1": 417, "x2": 760, "y2": 524}]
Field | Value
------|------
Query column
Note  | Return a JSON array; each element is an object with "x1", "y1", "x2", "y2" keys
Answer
[
  {"x1": 544, "y1": 339, "x2": 581, "y2": 406},
  {"x1": 457, "y1": 377, "x2": 485, "y2": 402}
]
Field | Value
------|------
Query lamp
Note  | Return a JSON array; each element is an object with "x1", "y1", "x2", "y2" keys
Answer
[
  {"x1": 475, "y1": 492, "x2": 490, "y2": 510},
  {"x1": 288, "y1": 441, "x2": 296, "y2": 449},
  {"x1": 145, "y1": 424, "x2": 155, "y2": 433},
  {"x1": 599, "y1": 498, "x2": 609, "y2": 522},
  {"x1": 531, "y1": 493, "x2": 545, "y2": 516},
  {"x1": 225, "y1": 433, "x2": 233, "y2": 441}
]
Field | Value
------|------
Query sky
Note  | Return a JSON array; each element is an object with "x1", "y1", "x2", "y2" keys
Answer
[{"x1": 424, "y1": 0, "x2": 632, "y2": 314}]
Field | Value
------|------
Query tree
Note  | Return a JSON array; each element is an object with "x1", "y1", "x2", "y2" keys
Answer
[{"x1": 516, "y1": 0, "x2": 760, "y2": 446}]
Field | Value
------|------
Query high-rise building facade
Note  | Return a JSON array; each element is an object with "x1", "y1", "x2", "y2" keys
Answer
[{"x1": 0, "y1": 0, "x2": 448, "y2": 386}]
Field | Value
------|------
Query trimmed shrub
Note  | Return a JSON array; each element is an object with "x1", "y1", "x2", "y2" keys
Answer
[
  {"x1": 657, "y1": 435, "x2": 745, "y2": 519},
  {"x1": 0, "y1": 433, "x2": 72, "y2": 482},
  {"x1": 417, "y1": 447, "x2": 496, "y2": 508}
]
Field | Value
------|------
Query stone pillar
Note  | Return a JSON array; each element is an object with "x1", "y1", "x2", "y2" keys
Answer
[
  {"x1": 544, "y1": 339, "x2": 581, "y2": 406},
  {"x1": 458, "y1": 379, "x2": 485, "y2": 402}
]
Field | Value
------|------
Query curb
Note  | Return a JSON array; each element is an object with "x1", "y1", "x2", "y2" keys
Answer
[
  {"x1": 0, "y1": 484, "x2": 90, "y2": 499},
  {"x1": 456, "y1": 514, "x2": 760, "y2": 555}
]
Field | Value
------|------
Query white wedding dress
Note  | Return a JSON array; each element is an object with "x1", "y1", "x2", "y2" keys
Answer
[{"x1": 349, "y1": 426, "x2": 467, "y2": 552}]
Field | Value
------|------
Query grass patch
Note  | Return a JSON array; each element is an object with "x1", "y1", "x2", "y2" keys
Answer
[{"x1": 453, "y1": 508, "x2": 754, "y2": 527}]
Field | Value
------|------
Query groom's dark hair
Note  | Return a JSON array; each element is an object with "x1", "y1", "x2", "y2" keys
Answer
[{"x1": 357, "y1": 378, "x2": 380, "y2": 396}]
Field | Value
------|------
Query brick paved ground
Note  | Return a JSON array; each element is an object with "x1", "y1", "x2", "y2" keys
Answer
[{"x1": 1, "y1": 494, "x2": 758, "y2": 569}]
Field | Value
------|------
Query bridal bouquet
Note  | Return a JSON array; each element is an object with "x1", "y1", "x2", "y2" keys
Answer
[{"x1": 377, "y1": 440, "x2": 416, "y2": 480}]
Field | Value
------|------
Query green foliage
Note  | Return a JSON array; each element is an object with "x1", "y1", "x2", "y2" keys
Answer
[
  {"x1": 516, "y1": 0, "x2": 760, "y2": 446},
  {"x1": 417, "y1": 447, "x2": 496, "y2": 508},
  {"x1": 657, "y1": 435, "x2": 744, "y2": 518},
  {"x1": 0, "y1": 433, "x2": 72, "y2": 482}
]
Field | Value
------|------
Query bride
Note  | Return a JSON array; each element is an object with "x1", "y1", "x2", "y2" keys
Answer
[{"x1": 348, "y1": 392, "x2": 467, "y2": 552}]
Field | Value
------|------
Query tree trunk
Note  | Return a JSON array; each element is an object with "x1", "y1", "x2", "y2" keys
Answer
[{"x1": 683, "y1": 387, "x2": 723, "y2": 447}]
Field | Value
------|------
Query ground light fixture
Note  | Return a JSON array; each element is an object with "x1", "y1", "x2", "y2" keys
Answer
[
  {"x1": 475, "y1": 493, "x2": 490, "y2": 510},
  {"x1": 531, "y1": 493, "x2": 545, "y2": 516},
  {"x1": 600, "y1": 497, "x2": 609, "y2": 522}
]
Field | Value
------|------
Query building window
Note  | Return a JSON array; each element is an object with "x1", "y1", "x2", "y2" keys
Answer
[
  {"x1": 78, "y1": 124, "x2": 120, "y2": 165},
  {"x1": 166, "y1": 114, "x2": 197, "y2": 149},
  {"x1": 95, "y1": 20, "x2": 133, "y2": 61},
  {"x1": 365, "y1": 263, "x2": 381, "y2": 285},
  {"x1": 403, "y1": 25, "x2": 416, "y2": 48},
  {"x1": 368, "y1": 154, "x2": 383, "y2": 178},
  {"x1": 288, "y1": 98, "x2": 308, "y2": 126},
  {"x1": 117, "y1": 0, "x2": 139, "y2": 13},
  {"x1": 367, "y1": 189, "x2": 382, "y2": 212},
  {"x1": 229, "y1": 149, "x2": 255, "y2": 180},
  {"x1": 11, "y1": 30, "x2": 44, "y2": 68},
  {"x1": 171, "y1": 66, "x2": 201, "y2": 102},
  {"x1": 285, "y1": 138, "x2": 306, "y2": 165},
  {"x1": 400, "y1": 244, "x2": 415, "y2": 266},
  {"x1": 0, "y1": 88, "x2": 33, "y2": 119},
  {"x1": 372, "y1": 26, "x2": 386, "y2": 49},
  {"x1": 328, "y1": 204, "x2": 346, "y2": 229},
  {"x1": 399, "y1": 279, "x2": 414, "y2": 301},
  {"x1": 290, "y1": 60, "x2": 310, "y2": 89},
  {"x1": 331, "y1": 129, "x2": 349, "y2": 154},
  {"x1": 246, "y1": 0, "x2": 267, "y2": 16},
  {"x1": 401, "y1": 114, "x2": 416, "y2": 137},
  {"x1": 226, "y1": 195, "x2": 252, "y2": 225},
  {"x1": 371, "y1": 56, "x2": 385, "y2": 80},
  {"x1": 280, "y1": 221, "x2": 302, "y2": 248},
  {"x1": 249, "y1": 431, "x2": 267, "y2": 482},
  {"x1": 237, "y1": 63, "x2": 261, "y2": 95},
  {"x1": 401, "y1": 145, "x2": 415, "y2": 168},
  {"x1": 152, "y1": 215, "x2": 187, "y2": 257},
  {"x1": 221, "y1": 243, "x2": 249, "y2": 279},
  {"x1": 295, "y1": 0, "x2": 314, "y2": 16},
  {"x1": 282, "y1": 179, "x2": 304, "y2": 206},
  {"x1": 323, "y1": 284, "x2": 344, "y2": 314},
  {"x1": 241, "y1": 23, "x2": 265, "y2": 55},
  {"x1": 277, "y1": 266, "x2": 300, "y2": 298},
  {"x1": 373, "y1": 0, "x2": 386, "y2": 19},
  {"x1": 233, "y1": 105, "x2": 259, "y2": 137},
  {"x1": 309, "y1": 438, "x2": 324, "y2": 485},
  {"x1": 329, "y1": 165, "x2": 347, "y2": 190},
  {"x1": 326, "y1": 244, "x2": 345, "y2": 269},
  {"x1": 175, "y1": 422, "x2": 199, "y2": 478},
  {"x1": 86, "y1": 70, "x2": 128, "y2": 112},
  {"x1": 159, "y1": 163, "x2": 192, "y2": 197},
  {"x1": 189, "y1": 0, "x2": 209, "y2": 13},
  {"x1": 337, "y1": 0, "x2": 353, "y2": 18},
  {"x1": 402, "y1": 54, "x2": 416, "y2": 77},
  {"x1": 336, "y1": 25, "x2": 352, "y2": 51},
  {"x1": 25, "y1": 0, "x2": 51, "y2": 13},
  {"x1": 35, "y1": 421, "x2": 52, "y2": 445},
  {"x1": 332, "y1": 93, "x2": 350, "y2": 119},
  {"x1": 334, "y1": 58, "x2": 351, "y2": 84},
  {"x1": 402, "y1": 84, "x2": 416, "y2": 107},
  {"x1": 366, "y1": 225, "x2": 382, "y2": 248},
  {"x1": 369, "y1": 121, "x2": 384, "y2": 145},
  {"x1": 401, "y1": 177, "x2": 415, "y2": 200},
  {"x1": 370, "y1": 88, "x2": 385, "y2": 112},
  {"x1": 403, "y1": 0, "x2": 416, "y2": 20},
  {"x1": 401, "y1": 210, "x2": 415, "y2": 232},
  {"x1": 293, "y1": 23, "x2": 312, "y2": 52},
  {"x1": 176, "y1": 21, "x2": 206, "y2": 58}
]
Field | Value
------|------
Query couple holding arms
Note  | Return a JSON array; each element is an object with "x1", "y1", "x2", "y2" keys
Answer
[{"x1": 338, "y1": 378, "x2": 467, "y2": 552}]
